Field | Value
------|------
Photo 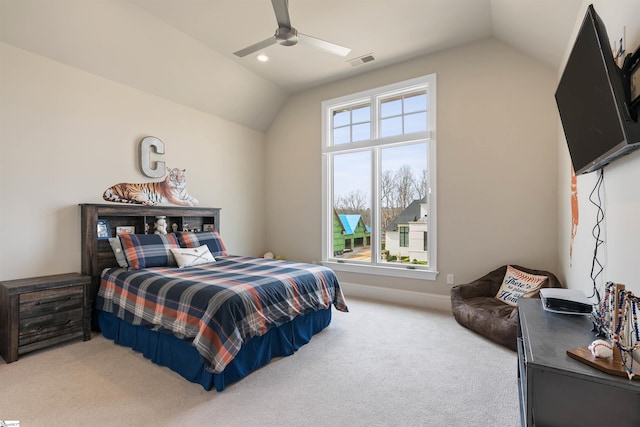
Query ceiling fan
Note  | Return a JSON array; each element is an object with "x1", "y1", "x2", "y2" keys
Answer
[{"x1": 233, "y1": 0, "x2": 351, "y2": 58}]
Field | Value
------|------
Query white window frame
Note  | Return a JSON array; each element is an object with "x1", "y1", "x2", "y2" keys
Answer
[{"x1": 321, "y1": 74, "x2": 438, "y2": 280}]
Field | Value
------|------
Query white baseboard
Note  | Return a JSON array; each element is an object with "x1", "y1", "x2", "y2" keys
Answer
[{"x1": 340, "y1": 281, "x2": 452, "y2": 313}]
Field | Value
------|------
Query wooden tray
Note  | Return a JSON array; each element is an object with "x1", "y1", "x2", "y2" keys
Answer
[{"x1": 567, "y1": 345, "x2": 640, "y2": 380}]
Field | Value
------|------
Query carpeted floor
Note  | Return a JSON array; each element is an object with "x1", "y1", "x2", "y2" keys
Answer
[{"x1": 0, "y1": 298, "x2": 519, "y2": 426}]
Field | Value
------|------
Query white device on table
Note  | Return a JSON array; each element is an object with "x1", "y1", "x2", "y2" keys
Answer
[{"x1": 540, "y1": 288, "x2": 593, "y2": 315}]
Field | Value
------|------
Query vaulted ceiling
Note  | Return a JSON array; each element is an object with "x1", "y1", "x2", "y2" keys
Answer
[
  {"x1": 129, "y1": 0, "x2": 583, "y2": 92},
  {"x1": 0, "y1": 0, "x2": 584, "y2": 131}
]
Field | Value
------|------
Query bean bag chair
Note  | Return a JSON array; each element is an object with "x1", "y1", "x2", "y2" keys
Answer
[{"x1": 450, "y1": 265, "x2": 563, "y2": 351}]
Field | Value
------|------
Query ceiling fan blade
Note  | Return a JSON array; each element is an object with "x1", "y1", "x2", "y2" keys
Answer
[
  {"x1": 233, "y1": 36, "x2": 278, "y2": 57},
  {"x1": 298, "y1": 33, "x2": 351, "y2": 57},
  {"x1": 271, "y1": 0, "x2": 292, "y2": 28}
]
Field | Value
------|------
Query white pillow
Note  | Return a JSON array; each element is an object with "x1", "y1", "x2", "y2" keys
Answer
[
  {"x1": 495, "y1": 265, "x2": 547, "y2": 306},
  {"x1": 170, "y1": 245, "x2": 215, "y2": 268},
  {"x1": 108, "y1": 237, "x2": 129, "y2": 268}
]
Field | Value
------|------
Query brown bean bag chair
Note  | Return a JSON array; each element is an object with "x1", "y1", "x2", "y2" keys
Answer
[{"x1": 450, "y1": 265, "x2": 563, "y2": 351}]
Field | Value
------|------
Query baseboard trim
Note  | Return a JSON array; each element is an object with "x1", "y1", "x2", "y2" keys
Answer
[{"x1": 340, "y1": 282, "x2": 452, "y2": 313}]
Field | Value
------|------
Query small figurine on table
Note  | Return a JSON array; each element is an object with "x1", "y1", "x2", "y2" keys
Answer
[{"x1": 154, "y1": 216, "x2": 168, "y2": 235}]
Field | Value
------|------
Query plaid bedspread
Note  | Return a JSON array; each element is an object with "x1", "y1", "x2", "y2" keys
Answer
[{"x1": 97, "y1": 256, "x2": 348, "y2": 373}]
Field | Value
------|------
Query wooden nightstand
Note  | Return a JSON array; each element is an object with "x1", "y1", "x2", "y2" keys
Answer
[{"x1": 0, "y1": 273, "x2": 91, "y2": 363}]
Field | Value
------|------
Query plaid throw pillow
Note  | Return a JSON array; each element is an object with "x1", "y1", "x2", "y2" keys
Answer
[
  {"x1": 176, "y1": 231, "x2": 227, "y2": 256},
  {"x1": 119, "y1": 233, "x2": 180, "y2": 270}
]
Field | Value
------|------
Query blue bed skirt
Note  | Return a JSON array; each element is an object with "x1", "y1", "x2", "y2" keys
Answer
[{"x1": 98, "y1": 308, "x2": 332, "y2": 391}]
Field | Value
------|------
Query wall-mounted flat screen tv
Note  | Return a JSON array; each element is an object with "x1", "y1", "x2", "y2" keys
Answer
[{"x1": 555, "y1": 4, "x2": 640, "y2": 175}]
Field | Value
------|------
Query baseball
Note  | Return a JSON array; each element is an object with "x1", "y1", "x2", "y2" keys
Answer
[{"x1": 588, "y1": 339, "x2": 613, "y2": 359}]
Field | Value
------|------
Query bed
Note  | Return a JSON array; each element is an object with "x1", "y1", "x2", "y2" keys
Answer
[{"x1": 80, "y1": 204, "x2": 348, "y2": 391}]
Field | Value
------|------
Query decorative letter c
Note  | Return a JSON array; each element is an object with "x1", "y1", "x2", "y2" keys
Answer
[{"x1": 140, "y1": 136, "x2": 166, "y2": 178}]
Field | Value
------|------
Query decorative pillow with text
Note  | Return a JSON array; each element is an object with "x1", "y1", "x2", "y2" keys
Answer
[{"x1": 495, "y1": 265, "x2": 547, "y2": 306}]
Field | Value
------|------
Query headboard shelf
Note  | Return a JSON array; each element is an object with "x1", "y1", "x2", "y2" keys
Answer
[{"x1": 79, "y1": 203, "x2": 221, "y2": 323}]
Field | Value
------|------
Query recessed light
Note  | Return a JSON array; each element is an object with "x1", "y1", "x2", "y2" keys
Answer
[{"x1": 256, "y1": 54, "x2": 269, "y2": 62}]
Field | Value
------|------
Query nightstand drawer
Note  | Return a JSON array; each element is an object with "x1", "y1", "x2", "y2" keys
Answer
[
  {"x1": 18, "y1": 308, "x2": 82, "y2": 346},
  {"x1": 19, "y1": 307, "x2": 84, "y2": 346},
  {"x1": 19, "y1": 285, "x2": 84, "y2": 318}
]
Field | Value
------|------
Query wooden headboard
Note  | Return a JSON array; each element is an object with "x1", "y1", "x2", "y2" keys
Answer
[{"x1": 79, "y1": 203, "x2": 221, "y2": 312}]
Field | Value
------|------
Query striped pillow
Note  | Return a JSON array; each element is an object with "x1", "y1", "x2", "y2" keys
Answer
[
  {"x1": 119, "y1": 233, "x2": 180, "y2": 270},
  {"x1": 176, "y1": 231, "x2": 227, "y2": 256}
]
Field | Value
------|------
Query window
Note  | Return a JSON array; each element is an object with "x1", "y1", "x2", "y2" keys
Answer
[
  {"x1": 322, "y1": 74, "x2": 437, "y2": 279},
  {"x1": 399, "y1": 227, "x2": 409, "y2": 247}
]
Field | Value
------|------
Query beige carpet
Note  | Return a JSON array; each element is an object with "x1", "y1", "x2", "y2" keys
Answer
[{"x1": 0, "y1": 298, "x2": 519, "y2": 426}]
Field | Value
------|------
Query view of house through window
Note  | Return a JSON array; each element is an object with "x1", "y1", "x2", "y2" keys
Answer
[
  {"x1": 332, "y1": 150, "x2": 372, "y2": 262},
  {"x1": 322, "y1": 74, "x2": 436, "y2": 275},
  {"x1": 380, "y1": 142, "x2": 428, "y2": 264}
]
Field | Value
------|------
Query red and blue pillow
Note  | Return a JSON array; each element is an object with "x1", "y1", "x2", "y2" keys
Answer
[
  {"x1": 119, "y1": 233, "x2": 181, "y2": 270},
  {"x1": 176, "y1": 231, "x2": 227, "y2": 257}
]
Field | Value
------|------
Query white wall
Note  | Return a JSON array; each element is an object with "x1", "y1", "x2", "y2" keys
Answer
[
  {"x1": 266, "y1": 38, "x2": 559, "y2": 307},
  {"x1": 0, "y1": 42, "x2": 267, "y2": 280},
  {"x1": 558, "y1": 1, "x2": 640, "y2": 296}
]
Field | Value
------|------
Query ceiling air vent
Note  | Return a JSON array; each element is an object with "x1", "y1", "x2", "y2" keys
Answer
[{"x1": 348, "y1": 54, "x2": 376, "y2": 67}]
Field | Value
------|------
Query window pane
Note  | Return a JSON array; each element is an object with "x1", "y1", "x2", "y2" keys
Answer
[
  {"x1": 334, "y1": 126, "x2": 351, "y2": 145},
  {"x1": 380, "y1": 116, "x2": 402, "y2": 138},
  {"x1": 331, "y1": 104, "x2": 371, "y2": 145},
  {"x1": 352, "y1": 105, "x2": 371, "y2": 124},
  {"x1": 333, "y1": 151, "x2": 371, "y2": 262},
  {"x1": 404, "y1": 112, "x2": 427, "y2": 133},
  {"x1": 380, "y1": 97, "x2": 402, "y2": 118},
  {"x1": 352, "y1": 123, "x2": 371, "y2": 142},
  {"x1": 380, "y1": 142, "x2": 428, "y2": 266},
  {"x1": 333, "y1": 110, "x2": 350, "y2": 127},
  {"x1": 404, "y1": 93, "x2": 426, "y2": 113}
]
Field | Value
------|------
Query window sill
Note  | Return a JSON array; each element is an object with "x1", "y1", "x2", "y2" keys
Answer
[{"x1": 322, "y1": 261, "x2": 438, "y2": 280}]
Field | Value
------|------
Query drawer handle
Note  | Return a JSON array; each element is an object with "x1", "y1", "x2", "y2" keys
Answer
[{"x1": 35, "y1": 296, "x2": 73, "y2": 305}]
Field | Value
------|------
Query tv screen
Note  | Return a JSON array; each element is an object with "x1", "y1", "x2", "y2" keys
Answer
[{"x1": 555, "y1": 5, "x2": 640, "y2": 175}]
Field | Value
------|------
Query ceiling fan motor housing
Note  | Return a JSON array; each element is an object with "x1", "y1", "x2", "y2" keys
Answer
[{"x1": 275, "y1": 27, "x2": 298, "y2": 46}]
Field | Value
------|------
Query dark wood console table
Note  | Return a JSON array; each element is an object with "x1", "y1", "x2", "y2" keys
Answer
[{"x1": 517, "y1": 298, "x2": 640, "y2": 426}]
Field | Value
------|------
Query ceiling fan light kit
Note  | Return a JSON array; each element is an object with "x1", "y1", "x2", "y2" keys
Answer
[{"x1": 233, "y1": 0, "x2": 351, "y2": 58}]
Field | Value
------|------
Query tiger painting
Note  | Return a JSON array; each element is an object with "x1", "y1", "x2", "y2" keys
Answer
[{"x1": 103, "y1": 167, "x2": 199, "y2": 206}]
